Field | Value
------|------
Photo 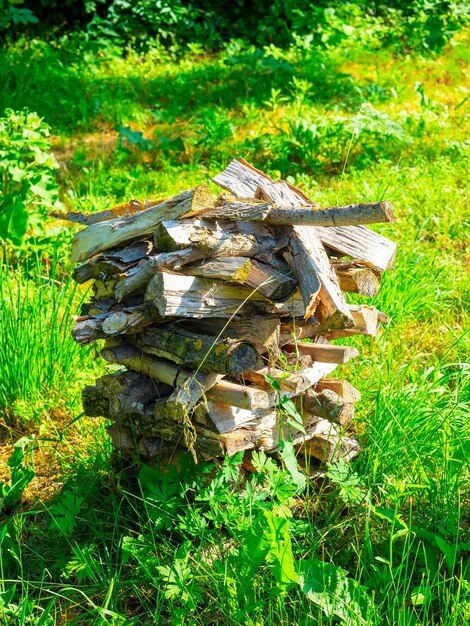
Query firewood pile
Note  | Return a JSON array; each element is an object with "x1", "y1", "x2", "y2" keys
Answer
[{"x1": 58, "y1": 159, "x2": 396, "y2": 470}]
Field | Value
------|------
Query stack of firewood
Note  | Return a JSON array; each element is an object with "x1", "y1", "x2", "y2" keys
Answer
[{"x1": 59, "y1": 159, "x2": 396, "y2": 469}]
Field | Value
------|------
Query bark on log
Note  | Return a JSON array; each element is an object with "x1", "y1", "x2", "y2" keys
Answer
[
  {"x1": 71, "y1": 185, "x2": 213, "y2": 262},
  {"x1": 132, "y1": 325, "x2": 258, "y2": 375},
  {"x1": 302, "y1": 422, "x2": 361, "y2": 463},
  {"x1": 155, "y1": 219, "x2": 278, "y2": 258},
  {"x1": 144, "y1": 271, "x2": 305, "y2": 319},
  {"x1": 73, "y1": 240, "x2": 154, "y2": 284},
  {"x1": 100, "y1": 344, "x2": 278, "y2": 410},
  {"x1": 283, "y1": 341, "x2": 359, "y2": 364},
  {"x1": 115, "y1": 248, "x2": 206, "y2": 301},
  {"x1": 193, "y1": 401, "x2": 275, "y2": 434},
  {"x1": 106, "y1": 423, "x2": 179, "y2": 461},
  {"x1": 181, "y1": 256, "x2": 297, "y2": 301},
  {"x1": 197, "y1": 199, "x2": 395, "y2": 227},
  {"x1": 177, "y1": 316, "x2": 280, "y2": 357}
]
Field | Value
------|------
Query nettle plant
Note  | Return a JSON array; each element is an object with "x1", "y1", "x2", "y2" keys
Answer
[{"x1": 0, "y1": 108, "x2": 61, "y2": 245}]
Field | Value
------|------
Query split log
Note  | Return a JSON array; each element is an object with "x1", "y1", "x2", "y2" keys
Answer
[
  {"x1": 72, "y1": 317, "x2": 106, "y2": 345},
  {"x1": 197, "y1": 199, "x2": 395, "y2": 227},
  {"x1": 284, "y1": 226, "x2": 354, "y2": 327},
  {"x1": 132, "y1": 325, "x2": 259, "y2": 375},
  {"x1": 181, "y1": 256, "x2": 297, "y2": 301},
  {"x1": 71, "y1": 185, "x2": 213, "y2": 262},
  {"x1": 100, "y1": 344, "x2": 278, "y2": 410},
  {"x1": 115, "y1": 248, "x2": 206, "y2": 301},
  {"x1": 155, "y1": 219, "x2": 278, "y2": 258},
  {"x1": 73, "y1": 240, "x2": 154, "y2": 284},
  {"x1": 313, "y1": 378, "x2": 361, "y2": 403},
  {"x1": 145, "y1": 271, "x2": 305, "y2": 319},
  {"x1": 320, "y1": 226, "x2": 396, "y2": 272},
  {"x1": 295, "y1": 389, "x2": 355, "y2": 426},
  {"x1": 283, "y1": 341, "x2": 359, "y2": 364},
  {"x1": 330, "y1": 259, "x2": 381, "y2": 297},
  {"x1": 193, "y1": 401, "x2": 274, "y2": 434}
]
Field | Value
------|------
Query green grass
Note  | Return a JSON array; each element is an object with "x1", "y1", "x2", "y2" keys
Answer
[{"x1": 0, "y1": 25, "x2": 469, "y2": 626}]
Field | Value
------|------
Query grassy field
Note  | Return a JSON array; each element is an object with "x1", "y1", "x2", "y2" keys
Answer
[{"x1": 0, "y1": 26, "x2": 469, "y2": 625}]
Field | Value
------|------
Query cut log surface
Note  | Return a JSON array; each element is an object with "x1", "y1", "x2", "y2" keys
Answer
[
  {"x1": 132, "y1": 325, "x2": 258, "y2": 375},
  {"x1": 145, "y1": 271, "x2": 304, "y2": 319},
  {"x1": 155, "y1": 219, "x2": 277, "y2": 257},
  {"x1": 193, "y1": 401, "x2": 275, "y2": 434},
  {"x1": 71, "y1": 185, "x2": 213, "y2": 262},
  {"x1": 240, "y1": 362, "x2": 338, "y2": 393},
  {"x1": 181, "y1": 256, "x2": 297, "y2": 301}
]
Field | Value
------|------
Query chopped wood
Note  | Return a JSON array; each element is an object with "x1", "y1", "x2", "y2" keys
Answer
[
  {"x1": 313, "y1": 378, "x2": 361, "y2": 403},
  {"x1": 239, "y1": 362, "x2": 338, "y2": 393},
  {"x1": 181, "y1": 256, "x2": 297, "y2": 301},
  {"x1": 193, "y1": 401, "x2": 275, "y2": 434},
  {"x1": 115, "y1": 248, "x2": 206, "y2": 301},
  {"x1": 71, "y1": 185, "x2": 213, "y2": 262},
  {"x1": 155, "y1": 218, "x2": 278, "y2": 257},
  {"x1": 131, "y1": 325, "x2": 259, "y2": 375},
  {"x1": 331, "y1": 258, "x2": 381, "y2": 296},
  {"x1": 303, "y1": 422, "x2": 361, "y2": 463},
  {"x1": 295, "y1": 389, "x2": 355, "y2": 426},
  {"x1": 50, "y1": 198, "x2": 162, "y2": 225},
  {"x1": 283, "y1": 341, "x2": 359, "y2": 364},
  {"x1": 144, "y1": 271, "x2": 305, "y2": 319}
]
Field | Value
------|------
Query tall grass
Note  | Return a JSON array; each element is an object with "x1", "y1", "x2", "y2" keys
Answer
[{"x1": 0, "y1": 257, "x2": 93, "y2": 425}]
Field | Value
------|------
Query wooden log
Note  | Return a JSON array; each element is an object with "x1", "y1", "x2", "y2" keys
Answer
[
  {"x1": 71, "y1": 185, "x2": 213, "y2": 262},
  {"x1": 132, "y1": 325, "x2": 258, "y2": 375},
  {"x1": 177, "y1": 316, "x2": 280, "y2": 357},
  {"x1": 302, "y1": 423, "x2": 361, "y2": 463},
  {"x1": 283, "y1": 341, "x2": 359, "y2": 364},
  {"x1": 73, "y1": 240, "x2": 154, "y2": 284},
  {"x1": 330, "y1": 259, "x2": 381, "y2": 296},
  {"x1": 279, "y1": 305, "x2": 388, "y2": 342},
  {"x1": 100, "y1": 344, "x2": 278, "y2": 410},
  {"x1": 115, "y1": 248, "x2": 205, "y2": 301},
  {"x1": 72, "y1": 317, "x2": 105, "y2": 345},
  {"x1": 313, "y1": 378, "x2": 361, "y2": 403},
  {"x1": 295, "y1": 389, "x2": 355, "y2": 426},
  {"x1": 50, "y1": 198, "x2": 162, "y2": 225},
  {"x1": 181, "y1": 256, "x2": 297, "y2": 301},
  {"x1": 284, "y1": 226, "x2": 354, "y2": 327},
  {"x1": 193, "y1": 401, "x2": 274, "y2": 434},
  {"x1": 212, "y1": 158, "x2": 396, "y2": 272},
  {"x1": 197, "y1": 199, "x2": 395, "y2": 227},
  {"x1": 82, "y1": 370, "x2": 172, "y2": 418},
  {"x1": 101, "y1": 308, "x2": 155, "y2": 336},
  {"x1": 155, "y1": 218, "x2": 278, "y2": 258},
  {"x1": 144, "y1": 271, "x2": 304, "y2": 319},
  {"x1": 239, "y1": 363, "x2": 338, "y2": 393}
]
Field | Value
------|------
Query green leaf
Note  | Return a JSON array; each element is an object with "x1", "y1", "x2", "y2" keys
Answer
[
  {"x1": 298, "y1": 559, "x2": 375, "y2": 625},
  {"x1": 115, "y1": 125, "x2": 153, "y2": 150},
  {"x1": 279, "y1": 440, "x2": 306, "y2": 493},
  {"x1": 264, "y1": 373, "x2": 281, "y2": 391},
  {"x1": 49, "y1": 491, "x2": 84, "y2": 535},
  {"x1": 157, "y1": 135, "x2": 185, "y2": 152}
]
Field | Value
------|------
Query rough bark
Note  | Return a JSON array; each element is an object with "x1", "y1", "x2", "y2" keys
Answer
[
  {"x1": 331, "y1": 258, "x2": 381, "y2": 296},
  {"x1": 132, "y1": 325, "x2": 259, "y2": 375},
  {"x1": 313, "y1": 378, "x2": 361, "y2": 403},
  {"x1": 295, "y1": 389, "x2": 355, "y2": 426},
  {"x1": 283, "y1": 341, "x2": 359, "y2": 364}
]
